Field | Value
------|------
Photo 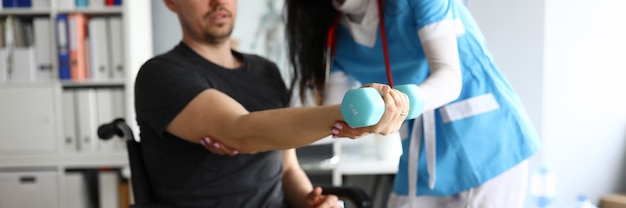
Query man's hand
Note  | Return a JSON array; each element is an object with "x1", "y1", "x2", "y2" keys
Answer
[{"x1": 306, "y1": 187, "x2": 342, "y2": 208}]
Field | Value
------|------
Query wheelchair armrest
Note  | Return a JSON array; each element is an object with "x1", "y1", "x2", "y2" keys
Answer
[
  {"x1": 129, "y1": 186, "x2": 373, "y2": 208},
  {"x1": 130, "y1": 205, "x2": 179, "y2": 208},
  {"x1": 321, "y1": 186, "x2": 373, "y2": 208}
]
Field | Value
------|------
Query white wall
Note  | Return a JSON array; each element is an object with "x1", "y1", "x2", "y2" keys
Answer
[
  {"x1": 470, "y1": 0, "x2": 626, "y2": 206},
  {"x1": 151, "y1": 1, "x2": 181, "y2": 55},
  {"x1": 543, "y1": 0, "x2": 626, "y2": 206},
  {"x1": 467, "y1": 0, "x2": 545, "y2": 138}
]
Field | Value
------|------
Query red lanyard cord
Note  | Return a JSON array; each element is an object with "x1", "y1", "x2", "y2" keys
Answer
[
  {"x1": 326, "y1": 0, "x2": 395, "y2": 87},
  {"x1": 325, "y1": 12, "x2": 341, "y2": 84},
  {"x1": 376, "y1": 0, "x2": 394, "y2": 87},
  {"x1": 326, "y1": 11, "x2": 341, "y2": 52}
]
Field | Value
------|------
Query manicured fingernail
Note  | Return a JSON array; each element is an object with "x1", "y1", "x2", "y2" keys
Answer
[
  {"x1": 331, "y1": 128, "x2": 339, "y2": 135},
  {"x1": 334, "y1": 122, "x2": 343, "y2": 130},
  {"x1": 204, "y1": 137, "x2": 212, "y2": 143},
  {"x1": 213, "y1": 143, "x2": 220, "y2": 148},
  {"x1": 233, "y1": 150, "x2": 239, "y2": 155},
  {"x1": 200, "y1": 139, "x2": 206, "y2": 145},
  {"x1": 382, "y1": 85, "x2": 391, "y2": 93}
]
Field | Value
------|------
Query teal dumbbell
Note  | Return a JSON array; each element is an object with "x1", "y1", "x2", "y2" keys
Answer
[{"x1": 340, "y1": 84, "x2": 425, "y2": 128}]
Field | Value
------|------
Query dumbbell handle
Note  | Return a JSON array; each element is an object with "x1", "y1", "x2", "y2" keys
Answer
[
  {"x1": 340, "y1": 84, "x2": 425, "y2": 128},
  {"x1": 394, "y1": 84, "x2": 425, "y2": 119}
]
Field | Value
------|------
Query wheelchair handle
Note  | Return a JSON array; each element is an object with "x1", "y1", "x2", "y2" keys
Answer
[{"x1": 97, "y1": 118, "x2": 134, "y2": 141}]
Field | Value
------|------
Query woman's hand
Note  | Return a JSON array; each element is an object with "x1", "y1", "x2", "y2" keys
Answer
[
  {"x1": 200, "y1": 137, "x2": 241, "y2": 156},
  {"x1": 333, "y1": 83, "x2": 410, "y2": 138}
]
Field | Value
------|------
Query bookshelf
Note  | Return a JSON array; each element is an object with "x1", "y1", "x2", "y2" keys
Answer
[{"x1": 0, "y1": 0, "x2": 152, "y2": 207}]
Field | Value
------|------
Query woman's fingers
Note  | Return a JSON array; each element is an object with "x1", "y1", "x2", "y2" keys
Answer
[
  {"x1": 363, "y1": 83, "x2": 391, "y2": 96},
  {"x1": 200, "y1": 137, "x2": 239, "y2": 156},
  {"x1": 373, "y1": 88, "x2": 406, "y2": 134},
  {"x1": 332, "y1": 122, "x2": 370, "y2": 139},
  {"x1": 336, "y1": 83, "x2": 411, "y2": 137}
]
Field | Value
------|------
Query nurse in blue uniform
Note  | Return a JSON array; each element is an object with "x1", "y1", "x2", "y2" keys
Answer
[{"x1": 284, "y1": 0, "x2": 541, "y2": 207}]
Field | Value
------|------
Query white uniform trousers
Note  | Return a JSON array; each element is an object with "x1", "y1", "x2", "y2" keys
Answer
[{"x1": 387, "y1": 160, "x2": 529, "y2": 208}]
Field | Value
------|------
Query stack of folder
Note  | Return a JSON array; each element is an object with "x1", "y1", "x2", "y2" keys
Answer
[
  {"x1": 2, "y1": 0, "x2": 120, "y2": 9},
  {"x1": 63, "y1": 88, "x2": 127, "y2": 153},
  {"x1": 0, "y1": 5, "x2": 125, "y2": 83},
  {"x1": 56, "y1": 13, "x2": 124, "y2": 82},
  {"x1": 0, "y1": 15, "x2": 53, "y2": 82},
  {"x1": 58, "y1": 0, "x2": 122, "y2": 9}
]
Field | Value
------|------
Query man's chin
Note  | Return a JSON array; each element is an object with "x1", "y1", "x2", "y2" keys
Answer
[
  {"x1": 203, "y1": 35, "x2": 232, "y2": 44},
  {"x1": 205, "y1": 26, "x2": 233, "y2": 37}
]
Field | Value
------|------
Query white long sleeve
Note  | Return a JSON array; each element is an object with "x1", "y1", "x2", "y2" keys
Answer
[{"x1": 417, "y1": 20, "x2": 463, "y2": 111}]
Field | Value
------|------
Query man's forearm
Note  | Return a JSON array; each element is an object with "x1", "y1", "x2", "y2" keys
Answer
[
  {"x1": 228, "y1": 105, "x2": 342, "y2": 153},
  {"x1": 167, "y1": 89, "x2": 343, "y2": 153},
  {"x1": 282, "y1": 149, "x2": 314, "y2": 208}
]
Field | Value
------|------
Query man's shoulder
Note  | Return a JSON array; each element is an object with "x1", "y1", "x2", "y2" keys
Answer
[
  {"x1": 139, "y1": 47, "x2": 193, "y2": 73},
  {"x1": 146, "y1": 47, "x2": 186, "y2": 65},
  {"x1": 136, "y1": 51, "x2": 196, "y2": 86}
]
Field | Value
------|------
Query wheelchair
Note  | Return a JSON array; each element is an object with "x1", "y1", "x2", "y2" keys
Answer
[{"x1": 98, "y1": 118, "x2": 373, "y2": 208}]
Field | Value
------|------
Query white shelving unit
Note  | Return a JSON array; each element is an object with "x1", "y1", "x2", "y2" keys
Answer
[{"x1": 0, "y1": 0, "x2": 152, "y2": 207}]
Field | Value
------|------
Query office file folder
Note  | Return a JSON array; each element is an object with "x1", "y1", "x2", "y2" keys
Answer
[
  {"x1": 98, "y1": 170, "x2": 120, "y2": 208},
  {"x1": 88, "y1": 0, "x2": 104, "y2": 7},
  {"x1": 16, "y1": 0, "x2": 31, "y2": 7},
  {"x1": 56, "y1": 14, "x2": 71, "y2": 80},
  {"x1": 0, "y1": 19, "x2": 4, "y2": 48},
  {"x1": 95, "y1": 89, "x2": 117, "y2": 152},
  {"x1": 65, "y1": 172, "x2": 90, "y2": 208},
  {"x1": 6, "y1": 16, "x2": 30, "y2": 50},
  {"x1": 0, "y1": 20, "x2": 4, "y2": 82},
  {"x1": 34, "y1": 17, "x2": 53, "y2": 81},
  {"x1": 75, "y1": 0, "x2": 88, "y2": 7},
  {"x1": 112, "y1": 88, "x2": 126, "y2": 150},
  {"x1": 68, "y1": 13, "x2": 88, "y2": 81},
  {"x1": 31, "y1": 0, "x2": 49, "y2": 8},
  {"x1": 2, "y1": 0, "x2": 34, "y2": 8},
  {"x1": 75, "y1": 89, "x2": 98, "y2": 152},
  {"x1": 88, "y1": 17, "x2": 111, "y2": 81},
  {"x1": 4, "y1": 16, "x2": 37, "y2": 82},
  {"x1": 57, "y1": 0, "x2": 73, "y2": 9},
  {"x1": 107, "y1": 16, "x2": 123, "y2": 80},
  {"x1": 63, "y1": 90, "x2": 78, "y2": 152},
  {"x1": 105, "y1": 0, "x2": 120, "y2": 6},
  {"x1": 0, "y1": 50, "x2": 6, "y2": 82},
  {"x1": 2, "y1": 0, "x2": 17, "y2": 7}
]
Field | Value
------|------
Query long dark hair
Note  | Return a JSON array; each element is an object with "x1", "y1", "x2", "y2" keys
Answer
[{"x1": 285, "y1": 0, "x2": 337, "y2": 105}]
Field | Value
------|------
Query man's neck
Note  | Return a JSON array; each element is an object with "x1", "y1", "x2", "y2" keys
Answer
[{"x1": 183, "y1": 37, "x2": 241, "y2": 69}]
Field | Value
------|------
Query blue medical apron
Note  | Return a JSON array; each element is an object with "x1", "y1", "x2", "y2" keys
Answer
[{"x1": 330, "y1": 0, "x2": 541, "y2": 201}]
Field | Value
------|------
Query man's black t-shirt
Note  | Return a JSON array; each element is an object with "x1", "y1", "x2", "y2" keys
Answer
[{"x1": 134, "y1": 43, "x2": 289, "y2": 208}]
